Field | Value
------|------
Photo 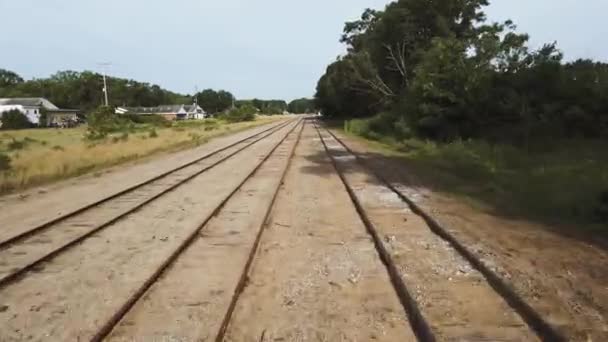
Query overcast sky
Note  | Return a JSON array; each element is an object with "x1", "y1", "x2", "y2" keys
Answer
[{"x1": 1, "y1": 0, "x2": 606, "y2": 100}]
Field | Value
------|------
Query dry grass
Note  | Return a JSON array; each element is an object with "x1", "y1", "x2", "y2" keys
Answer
[{"x1": 0, "y1": 116, "x2": 285, "y2": 194}]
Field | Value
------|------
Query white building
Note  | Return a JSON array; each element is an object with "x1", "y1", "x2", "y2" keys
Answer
[
  {"x1": 0, "y1": 98, "x2": 79, "y2": 126},
  {"x1": 115, "y1": 103, "x2": 207, "y2": 121}
]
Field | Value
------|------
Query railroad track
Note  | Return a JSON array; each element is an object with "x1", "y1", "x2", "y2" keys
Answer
[
  {"x1": 91, "y1": 118, "x2": 307, "y2": 341},
  {"x1": 312, "y1": 121, "x2": 566, "y2": 342},
  {"x1": 0, "y1": 118, "x2": 297, "y2": 289}
]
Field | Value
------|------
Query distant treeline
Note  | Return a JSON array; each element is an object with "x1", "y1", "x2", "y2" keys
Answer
[
  {"x1": 237, "y1": 98, "x2": 316, "y2": 114},
  {"x1": 0, "y1": 68, "x2": 315, "y2": 116},
  {"x1": 315, "y1": 0, "x2": 608, "y2": 142},
  {"x1": 0, "y1": 69, "x2": 190, "y2": 111}
]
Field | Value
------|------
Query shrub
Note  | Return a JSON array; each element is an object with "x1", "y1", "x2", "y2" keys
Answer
[
  {"x1": 125, "y1": 114, "x2": 171, "y2": 127},
  {"x1": 595, "y1": 191, "x2": 608, "y2": 223},
  {"x1": 149, "y1": 129, "x2": 158, "y2": 138},
  {"x1": 222, "y1": 105, "x2": 256, "y2": 123},
  {"x1": 7, "y1": 138, "x2": 26, "y2": 151},
  {"x1": 0, "y1": 110, "x2": 33, "y2": 130},
  {"x1": 0, "y1": 153, "x2": 10, "y2": 171},
  {"x1": 112, "y1": 132, "x2": 129, "y2": 143},
  {"x1": 85, "y1": 106, "x2": 132, "y2": 140}
]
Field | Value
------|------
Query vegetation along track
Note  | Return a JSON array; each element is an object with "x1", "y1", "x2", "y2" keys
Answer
[
  {"x1": 313, "y1": 121, "x2": 567, "y2": 342},
  {"x1": 91, "y1": 118, "x2": 306, "y2": 341},
  {"x1": 0, "y1": 118, "x2": 297, "y2": 289}
]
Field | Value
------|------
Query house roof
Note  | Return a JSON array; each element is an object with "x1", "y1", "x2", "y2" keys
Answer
[
  {"x1": 0, "y1": 98, "x2": 59, "y2": 110},
  {"x1": 120, "y1": 104, "x2": 205, "y2": 115}
]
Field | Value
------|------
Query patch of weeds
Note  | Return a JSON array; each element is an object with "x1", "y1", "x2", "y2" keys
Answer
[
  {"x1": 111, "y1": 132, "x2": 129, "y2": 143},
  {"x1": 85, "y1": 131, "x2": 108, "y2": 141},
  {"x1": 149, "y1": 129, "x2": 158, "y2": 138},
  {"x1": 51, "y1": 145, "x2": 65, "y2": 151},
  {"x1": 7, "y1": 139, "x2": 26, "y2": 151},
  {"x1": 0, "y1": 153, "x2": 11, "y2": 172},
  {"x1": 595, "y1": 191, "x2": 608, "y2": 223},
  {"x1": 188, "y1": 132, "x2": 208, "y2": 145}
]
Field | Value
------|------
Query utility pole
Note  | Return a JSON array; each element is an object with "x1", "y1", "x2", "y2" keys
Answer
[{"x1": 98, "y1": 62, "x2": 112, "y2": 107}]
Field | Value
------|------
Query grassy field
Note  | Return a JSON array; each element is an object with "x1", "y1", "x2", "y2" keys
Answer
[
  {"x1": 0, "y1": 116, "x2": 286, "y2": 194},
  {"x1": 339, "y1": 119, "x2": 608, "y2": 234}
]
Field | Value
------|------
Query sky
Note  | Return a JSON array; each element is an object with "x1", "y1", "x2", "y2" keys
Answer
[{"x1": 1, "y1": 0, "x2": 606, "y2": 101}]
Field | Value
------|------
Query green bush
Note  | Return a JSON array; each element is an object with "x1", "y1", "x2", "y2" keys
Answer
[
  {"x1": 85, "y1": 106, "x2": 132, "y2": 140},
  {"x1": 595, "y1": 191, "x2": 608, "y2": 223},
  {"x1": 125, "y1": 114, "x2": 171, "y2": 127},
  {"x1": 0, "y1": 153, "x2": 10, "y2": 171},
  {"x1": 0, "y1": 110, "x2": 33, "y2": 130},
  {"x1": 111, "y1": 132, "x2": 129, "y2": 143},
  {"x1": 221, "y1": 105, "x2": 256, "y2": 123},
  {"x1": 7, "y1": 138, "x2": 26, "y2": 151},
  {"x1": 149, "y1": 129, "x2": 158, "y2": 138}
]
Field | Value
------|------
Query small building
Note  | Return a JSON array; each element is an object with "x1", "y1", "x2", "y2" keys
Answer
[
  {"x1": 0, "y1": 98, "x2": 80, "y2": 127},
  {"x1": 115, "y1": 104, "x2": 207, "y2": 121}
]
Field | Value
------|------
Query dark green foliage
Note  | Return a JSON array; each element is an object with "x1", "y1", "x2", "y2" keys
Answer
[
  {"x1": 316, "y1": 0, "x2": 608, "y2": 141},
  {"x1": 239, "y1": 99, "x2": 287, "y2": 115},
  {"x1": 149, "y1": 129, "x2": 158, "y2": 138},
  {"x1": 288, "y1": 98, "x2": 316, "y2": 113},
  {"x1": 0, "y1": 69, "x2": 24, "y2": 87},
  {"x1": 0, "y1": 152, "x2": 10, "y2": 172},
  {"x1": 124, "y1": 114, "x2": 171, "y2": 127},
  {"x1": 0, "y1": 70, "x2": 189, "y2": 112},
  {"x1": 195, "y1": 89, "x2": 235, "y2": 114},
  {"x1": 0, "y1": 110, "x2": 33, "y2": 130},
  {"x1": 85, "y1": 106, "x2": 132, "y2": 140},
  {"x1": 7, "y1": 139, "x2": 26, "y2": 151},
  {"x1": 221, "y1": 105, "x2": 256, "y2": 123}
]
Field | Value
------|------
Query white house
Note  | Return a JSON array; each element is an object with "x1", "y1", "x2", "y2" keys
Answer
[
  {"x1": 116, "y1": 103, "x2": 207, "y2": 121},
  {"x1": 0, "y1": 98, "x2": 79, "y2": 126}
]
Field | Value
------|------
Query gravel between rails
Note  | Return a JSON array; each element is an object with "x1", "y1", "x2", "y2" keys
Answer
[
  {"x1": 0, "y1": 119, "x2": 292, "y2": 241},
  {"x1": 317, "y1": 126, "x2": 538, "y2": 341},
  {"x1": 223, "y1": 123, "x2": 418, "y2": 341},
  {"x1": 105, "y1": 120, "x2": 305, "y2": 341},
  {"x1": 0, "y1": 120, "x2": 299, "y2": 341}
]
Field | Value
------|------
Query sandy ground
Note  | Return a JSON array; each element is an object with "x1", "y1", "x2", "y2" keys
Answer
[
  {"x1": 319, "y1": 129, "x2": 537, "y2": 341},
  {"x1": 106, "y1": 119, "x2": 304, "y2": 341},
  {"x1": 0, "y1": 121, "x2": 291, "y2": 283},
  {"x1": 224, "y1": 124, "x2": 417, "y2": 341},
  {"x1": 331, "y1": 129, "x2": 608, "y2": 341},
  {"x1": 0, "y1": 121, "x2": 298, "y2": 341},
  {"x1": 1, "y1": 117, "x2": 602, "y2": 341},
  {"x1": 0, "y1": 118, "x2": 291, "y2": 239}
]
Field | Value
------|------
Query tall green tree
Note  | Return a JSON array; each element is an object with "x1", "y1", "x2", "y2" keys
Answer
[
  {"x1": 195, "y1": 89, "x2": 234, "y2": 114},
  {"x1": 288, "y1": 98, "x2": 316, "y2": 113}
]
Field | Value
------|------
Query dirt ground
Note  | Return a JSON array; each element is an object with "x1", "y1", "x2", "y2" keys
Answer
[
  {"x1": 331, "y1": 129, "x2": 608, "y2": 341},
  {"x1": 0, "y1": 121, "x2": 298, "y2": 341},
  {"x1": 319, "y1": 129, "x2": 537, "y2": 341},
  {"x1": 106, "y1": 120, "x2": 304, "y2": 341},
  {"x1": 0, "y1": 119, "x2": 291, "y2": 241},
  {"x1": 1, "y1": 117, "x2": 605, "y2": 341},
  {"x1": 224, "y1": 124, "x2": 417, "y2": 341}
]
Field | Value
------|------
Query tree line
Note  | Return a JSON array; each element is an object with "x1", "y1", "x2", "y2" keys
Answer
[
  {"x1": 1, "y1": 69, "x2": 314, "y2": 118},
  {"x1": 0, "y1": 69, "x2": 190, "y2": 111},
  {"x1": 315, "y1": 0, "x2": 608, "y2": 142}
]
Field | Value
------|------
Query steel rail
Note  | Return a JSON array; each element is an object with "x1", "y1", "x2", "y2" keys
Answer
[
  {"x1": 90, "y1": 119, "x2": 305, "y2": 342},
  {"x1": 0, "y1": 118, "x2": 294, "y2": 250},
  {"x1": 0, "y1": 119, "x2": 298, "y2": 290},
  {"x1": 319, "y1": 123, "x2": 566, "y2": 342}
]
